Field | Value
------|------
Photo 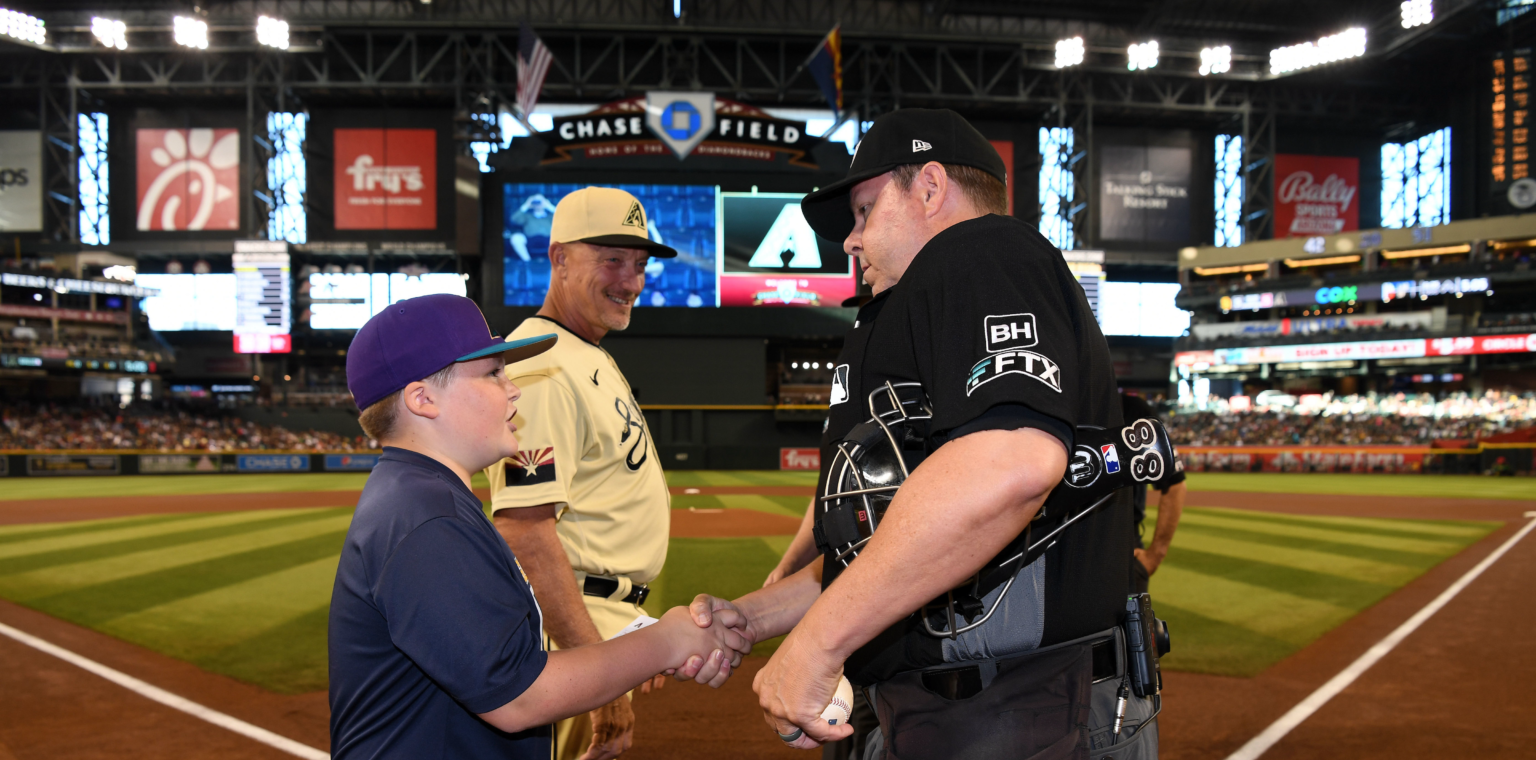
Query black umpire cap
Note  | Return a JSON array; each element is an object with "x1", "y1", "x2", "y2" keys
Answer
[{"x1": 801, "y1": 108, "x2": 1008, "y2": 242}]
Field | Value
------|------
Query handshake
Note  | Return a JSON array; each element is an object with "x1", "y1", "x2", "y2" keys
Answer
[{"x1": 654, "y1": 603, "x2": 755, "y2": 687}]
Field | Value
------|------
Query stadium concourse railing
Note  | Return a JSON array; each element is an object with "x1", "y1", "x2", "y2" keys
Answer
[
  {"x1": 0, "y1": 404, "x2": 835, "y2": 477},
  {"x1": 1179, "y1": 443, "x2": 1536, "y2": 475}
]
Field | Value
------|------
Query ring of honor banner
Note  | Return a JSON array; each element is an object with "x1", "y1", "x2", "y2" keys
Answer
[
  {"x1": 0, "y1": 131, "x2": 42, "y2": 231},
  {"x1": 136, "y1": 128, "x2": 241, "y2": 231},
  {"x1": 1274, "y1": 155, "x2": 1359, "y2": 237},
  {"x1": 1099, "y1": 144, "x2": 1192, "y2": 243},
  {"x1": 334, "y1": 128, "x2": 438, "y2": 229}
]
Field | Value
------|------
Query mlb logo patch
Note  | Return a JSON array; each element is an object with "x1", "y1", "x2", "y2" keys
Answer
[{"x1": 1101, "y1": 444, "x2": 1120, "y2": 474}]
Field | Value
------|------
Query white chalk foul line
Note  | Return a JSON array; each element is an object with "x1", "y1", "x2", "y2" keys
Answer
[
  {"x1": 1225, "y1": 512, "x2": 1536, "y2": 760},
  {"x1": 0, "y1": 621, "x2": 329, "y2": 760}
]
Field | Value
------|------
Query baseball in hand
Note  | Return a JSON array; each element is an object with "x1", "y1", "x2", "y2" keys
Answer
[{"x1": 820, "y1": 676, "x2": 855, "y2": 725}]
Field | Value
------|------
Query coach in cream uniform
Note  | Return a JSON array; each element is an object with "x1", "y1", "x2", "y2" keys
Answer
[{"x1": 486, "y1": 187, "x2": 673, "y2": 760}]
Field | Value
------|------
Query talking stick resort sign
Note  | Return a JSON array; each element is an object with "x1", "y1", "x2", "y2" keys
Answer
[{"x1": 540, "y1": 92, "x2": 819, "y2": 168}]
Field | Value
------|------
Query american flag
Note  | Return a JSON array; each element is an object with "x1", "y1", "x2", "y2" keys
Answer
[{"x1": 516, "y1": 23, "x2": 553, "y2": 118}]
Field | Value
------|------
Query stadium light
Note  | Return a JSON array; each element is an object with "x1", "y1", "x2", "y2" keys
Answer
[
  {"x1": 91, "y1": 17, "x2": 127, "y2": 50},
  {"x1": 256, "y1": 15, "x2": 288, "y2": 49},
  {"x1": 1127, "y1": 40, "x2": 1159, "y2": 71},
  {"x1": 1055, "y1": 37, "x2": 1085, "y2": 68},
  {"x1": 173, "y1": 15, "x2": 208, "y2": 49},
  {"x1": 1401, "y1": 0, "x2": 1433, "y2": 28},
  {"x1": 1269, "y1": 27, "x2": 1366, "y2": 75},
  {"x1": 1199, "y1": 45, "x2": 1231, "y2": 76},
  {"x1": 0, "y1": 7, "x2": 46, "y2": 46}
]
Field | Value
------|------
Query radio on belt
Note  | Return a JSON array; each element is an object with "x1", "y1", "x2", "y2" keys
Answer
[{"x1": 1124, "y1": 592, "x2": 1171, "y2": 698}]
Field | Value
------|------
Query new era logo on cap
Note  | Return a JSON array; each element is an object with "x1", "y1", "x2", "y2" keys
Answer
[{"x1": 912, "y1": 139, "x2": 932, "y2": 152}]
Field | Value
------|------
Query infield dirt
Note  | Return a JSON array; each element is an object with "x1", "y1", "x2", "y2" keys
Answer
[{"x1": 0, "y1": 486, "x2": 1531, "y2": 759}]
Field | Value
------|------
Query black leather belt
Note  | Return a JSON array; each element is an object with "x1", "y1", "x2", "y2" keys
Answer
[
  {"x1": 919, "y1": 637, "x2": 1120, "y2": 701},
  {"x1": 582, "y1": 575, "x2": 649, "y2": 606}
]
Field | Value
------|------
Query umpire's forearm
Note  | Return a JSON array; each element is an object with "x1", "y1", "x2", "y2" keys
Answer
[
  {"x1": 1147, "y1": 482, "x2": 1186, "y2": 557},
  {"x1": 733, "y1": 561, "x2": 824, "y2": 640},
  {"x1": 775, "y1": 500, "x2": 821, "y2": 576},
  {"x1": 494, "y1": 508, "x2": 603, "y2": 649}
]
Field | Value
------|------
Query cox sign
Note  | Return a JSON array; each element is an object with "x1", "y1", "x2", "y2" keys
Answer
[{"x1": 1314, "y1": 285, "x2": 1357, "y2": 305}]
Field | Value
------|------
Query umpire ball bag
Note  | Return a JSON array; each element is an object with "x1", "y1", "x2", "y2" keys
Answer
[{"x1": 814, "y1": 381, "x2": 1178, "y2": 640}]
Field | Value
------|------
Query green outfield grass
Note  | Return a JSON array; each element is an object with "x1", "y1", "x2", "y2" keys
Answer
[
  {"x1": 1149, "y1": 504, "x2": 1496, "y2": 675},
  {"x1": 0, "y1": 469, "x2": 1503, "y2": 693},
  {"x1": 1186, "y1": 472, "x2": 1536, "y2": 501}
]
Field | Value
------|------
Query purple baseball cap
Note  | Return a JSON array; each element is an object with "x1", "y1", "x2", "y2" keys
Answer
[{"x1": 346, "y1": 294, "x2": 556, "y2": 410}]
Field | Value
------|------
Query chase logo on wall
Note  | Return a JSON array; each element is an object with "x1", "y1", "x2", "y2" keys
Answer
[{"x1": 645, "y1": 92, "x2": 716, "y2": 159}]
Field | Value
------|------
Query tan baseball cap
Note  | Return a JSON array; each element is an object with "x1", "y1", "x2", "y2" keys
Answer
[{"x1": 549, "y1": 187, "x2": 678, "y2": 258}]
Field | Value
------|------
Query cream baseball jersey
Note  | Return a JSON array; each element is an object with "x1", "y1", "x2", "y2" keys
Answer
[{"x1": 485, "y1": 316, "x2": 670, "y2": 583}]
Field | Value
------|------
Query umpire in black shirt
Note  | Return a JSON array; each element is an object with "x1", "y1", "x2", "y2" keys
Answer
[{"x1": 689, "y1": 109, "x2": 1152, "y2": 759}]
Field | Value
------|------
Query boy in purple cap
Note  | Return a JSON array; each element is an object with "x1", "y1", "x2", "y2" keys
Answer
[{"x1": 328, "y1": 294, "x2": 749, "y2": 760}]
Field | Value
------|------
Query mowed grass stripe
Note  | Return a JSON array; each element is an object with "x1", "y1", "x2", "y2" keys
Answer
[
  {"x1": 664, "y1": 471, "x2": 820, "y2": 488},
  {"x1": 0, "y1": 508, "x2": 338, "y2": 571},
  {"x1": 1164, "y1": 547, "x2": 1393, "y2": 607},
  {"x1": 1149, "y1": 563, "x2": 1353, "y2": 646},
  {"x1": 1168, "y1": 530, "x2": 1423, "y2": 586},
  {"x1": 1178, "y1": 511, "x2": 1466, "y2": 554},
  {"x1": 1154, "y1": 602, "x2": 1296, "y2": 677},
  {"x1": 1179, "y1": 504, "x2": 1492, "y2": 540},
  {"x1": 1184, "y1": 472, "x2": 1536, "y2": 501},
  {"x1": 0, "y1": 472, "x2": 375, "y2": 501},
  {"x1": 1173, "y1": 521, "x2": 1455, "y2": 567},
  {"x1": 100, "y1": 555, "x2": 340, "y2": 661},
  {"x1": 35, "y1": 530, "x2": 348, "y2": 627},
  {"x1": 200, "y1": 604, "x2": 331, "y2": 695},
  {"x1": 0, "y1": 511, "x2": 353, "y2": 601},
  {"x1": 0, "y1": 511, "x2": 202, "y2": 545}
]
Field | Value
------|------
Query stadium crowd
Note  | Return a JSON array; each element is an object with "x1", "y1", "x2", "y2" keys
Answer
[
  {"x1": 1166, "y1": 391, "x2": 1536, "y2": 446},
  {"x1": 0, "y1": 404, "x2": 370, "y2": 451}
]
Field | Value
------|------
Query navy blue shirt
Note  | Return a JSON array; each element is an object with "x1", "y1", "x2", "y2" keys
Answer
[{"x1": 330, "y1": 447, "x2": 549, "y2": 760}]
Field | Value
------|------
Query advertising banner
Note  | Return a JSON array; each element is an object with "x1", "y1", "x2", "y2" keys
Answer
[
  {"x1": 1274, "y1": 155, "x2": 1359, "y2": 237},
  {"x1": 0, "y1": 303, "x2": 129, "y2": 325},
  {"x1": 1175, "y1": 332, "x2": 1536, "y2": 367},
  {"x1": 1180, "y1": 446, "x2": 1426, "y2": 474},
  {"x1": 541, "y1": 96, "x2": 819, "y2": 168},
  {"x1": 140, "y1": 454, "x2": 222, "y2": 473},
  {"x1": 325, "y1": 453, "x2": 381, "y2": 471},
  {"x1": 334, "y1": 128, "x2": 437, "y2": 229},
  {"x1": 26, "y1": 454, "x2": 121, "y2": 476},
  {"x1": 136, "y1": 128, "x2": 241, "y2": 231},
  {"x1": 0, "y1": 130, "x2": 42, "y2": 231},
  {"x1": 1190, "y1": 311, "x2": 1433, "y2": 340},
  {"x1": 1099, "y1": 144, "x2": 1192, "y2": 243},
  {"x1": 780, "y1": 448, "x2": 821, "y2": 471},
  {"x1": 236, "y1": 454, "x2": 310, "y2": 472}
]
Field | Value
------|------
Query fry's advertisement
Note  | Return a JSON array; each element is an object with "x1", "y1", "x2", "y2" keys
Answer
[{"x1": 334, "y1": 128, "x2": 437, "y2": 229}]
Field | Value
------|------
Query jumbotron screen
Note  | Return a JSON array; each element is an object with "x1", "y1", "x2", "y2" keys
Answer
[
  {"x1": 717, "y1": 192, "x2": 857, "y2": 307},
  {"x1": 500, "y1": 184, "x2": 856, "y2": 308},
  {"x1": 502, "y1": 183, "x2": 718, "y2": 308}
]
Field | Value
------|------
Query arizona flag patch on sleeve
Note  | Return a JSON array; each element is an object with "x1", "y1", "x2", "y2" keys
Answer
[{"x1": 506, "y1": 447, "x2": 557, "y2": 486}]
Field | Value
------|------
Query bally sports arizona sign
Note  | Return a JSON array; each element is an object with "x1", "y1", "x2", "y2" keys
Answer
[
  {"x1": 540, "y1": 93, "x2": 820, "y2": 168},
  {"x1": 1274, "y1": 154, "x2": 1359, "y2": 238}
]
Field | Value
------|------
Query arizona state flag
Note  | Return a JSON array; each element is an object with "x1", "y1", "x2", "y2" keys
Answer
[{"x1": 807, "y1": 26, "x2": 843, "y2": 114}]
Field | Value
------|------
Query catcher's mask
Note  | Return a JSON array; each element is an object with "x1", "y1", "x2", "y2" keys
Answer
[{"x1": 814, "y1": 381, "x2": 1178, "y2": 639}]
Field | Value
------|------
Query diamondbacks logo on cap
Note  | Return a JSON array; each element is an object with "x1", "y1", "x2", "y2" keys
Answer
[
  {"x1": 507, "y1": 447, "x2": 557, "y2": 486},
  {"x1": 913, "y1": 139, "x2": 933, "y2": 152},
  {"x1": 621, "y1": 200, "x2": 646, "y2": 229}
]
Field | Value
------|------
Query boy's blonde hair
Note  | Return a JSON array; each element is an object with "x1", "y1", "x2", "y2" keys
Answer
[{"x1": 357, "y1": 363, "x2": 460, "y2": 442}]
